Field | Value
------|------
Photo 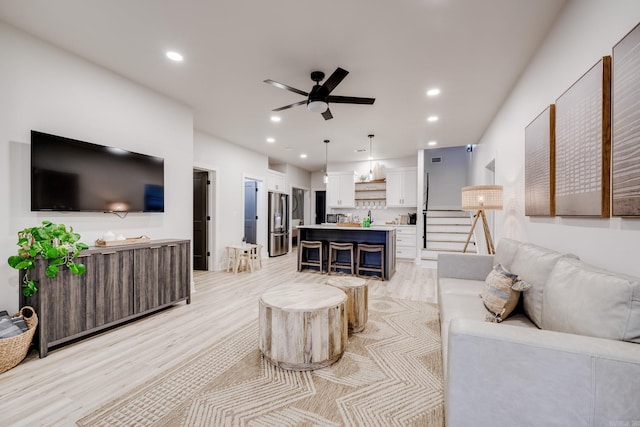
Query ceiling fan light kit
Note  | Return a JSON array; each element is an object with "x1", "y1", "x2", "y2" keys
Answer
[
  {"x1": 264, "y1": 67, "x2": 375, "y2": 120},
  {"x1": 308, "y1": 100, "x2": 328, "y2": 113}
]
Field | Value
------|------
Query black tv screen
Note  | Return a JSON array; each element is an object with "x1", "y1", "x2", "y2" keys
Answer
[{"x1": 31, "y1": 131, "x2": 164, "y2": 212}]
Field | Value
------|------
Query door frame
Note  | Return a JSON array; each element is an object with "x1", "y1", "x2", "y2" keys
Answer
[
  {"x1": 193, "y1": 163, "x2": 217, "y2": 271},
  {"x1": 242, "y1": 173, "x2": 266, "y2": 257},
  {"x1": 311, "y1": 187, "x2": 326, "y2": 225},
  {"x1": 192, "y1": 170, "x2": 209, "y2": 270},
  {"x1": 290, "y1": 185, "x2": 310, "y2": 248}
]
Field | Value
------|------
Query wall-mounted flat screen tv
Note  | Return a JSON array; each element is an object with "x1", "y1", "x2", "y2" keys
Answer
[{"x1": 31, "y1": 130, "x2": 164, "y2": 212}]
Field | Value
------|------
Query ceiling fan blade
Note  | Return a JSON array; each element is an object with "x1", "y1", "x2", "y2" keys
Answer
[
  {"x1": 322, "y1": 108, "x2": 333, "y2": 120},
  {"x1": 321, "y1": 67, "x2": 349, "y2": 95},
  {"x1": 263, "y1": 79, "x2": 308, "y2": 97},
  {"x1": 327, "y1": 95, "x2": 375, "y2": 105},
  {"x1": 272, "y1": 100, "x2": 307, "y2": 111}
]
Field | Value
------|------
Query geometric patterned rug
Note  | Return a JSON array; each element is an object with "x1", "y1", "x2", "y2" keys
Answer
[{"x1": 77, "y1": 296, "x2": 444, "y2": 427}]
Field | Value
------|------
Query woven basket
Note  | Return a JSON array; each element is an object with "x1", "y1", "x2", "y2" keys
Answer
[{"x1": 0, "y1": 306, "x2": 38, "y2": 374}]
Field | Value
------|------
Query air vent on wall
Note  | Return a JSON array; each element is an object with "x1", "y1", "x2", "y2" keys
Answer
[{"x1": 431, "y1": 156, "x2": 443, "y2": 164}]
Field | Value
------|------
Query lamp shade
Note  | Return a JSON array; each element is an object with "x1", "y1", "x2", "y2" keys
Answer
[{"x1": 461, "y1": 185, "x2": 503, "y2": 211}]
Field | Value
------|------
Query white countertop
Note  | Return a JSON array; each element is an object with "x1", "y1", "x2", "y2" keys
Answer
[{"x1": 298, "y1": 224, "x2": 397, "y2": 231}]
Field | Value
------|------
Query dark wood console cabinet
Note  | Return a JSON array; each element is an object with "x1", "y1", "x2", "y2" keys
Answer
[{"x1": 19, "y1": 239, "x2": 191, "y2": 357}]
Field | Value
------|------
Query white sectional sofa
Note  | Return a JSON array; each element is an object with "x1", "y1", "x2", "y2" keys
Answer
[{"x1": 438, "y1": 238, "x2": 640, "y2": 427}]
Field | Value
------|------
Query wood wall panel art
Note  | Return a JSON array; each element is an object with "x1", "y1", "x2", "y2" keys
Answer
[
  {"x1": 612, "y1": 22, "x2": 640, "y2": 216},
  {"x1": 554, "y1": 56, "x2": 611, "y2": 217},
  {"x1": 525, "y1": 104, "x2": 555, "y2": 216}
]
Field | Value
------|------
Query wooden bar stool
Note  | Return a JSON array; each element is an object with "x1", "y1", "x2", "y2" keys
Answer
[
  {"x1": 328, "y1": 242, "x2": 355, "y2": 275},
  {"x1": 356, "y1": 243, "x2": 385, "y2": 281},
  {"x1": 298, "y1": 240, "x2": 324, "y2": 273},
  {"x1": 250, "y1": 244, "x2": 263, "y2": 271}
]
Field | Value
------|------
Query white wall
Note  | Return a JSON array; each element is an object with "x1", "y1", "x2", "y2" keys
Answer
[
  {"x1": 193, "y1": 131, "x2": 269, "y2": 268},
  {"x1": 0, "y1": 23, "x2": 194, "y2": 312},
  {"x1": 470, "y1": 0, "x2": 640, "y2": 276},
  {"x1": 424, "y1": 146, "x2": 471, "y2": 210}
]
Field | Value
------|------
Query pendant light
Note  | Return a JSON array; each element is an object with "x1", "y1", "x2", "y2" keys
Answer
[
  {"x1": 323, "y1": 139, "x2": 330, "y2": 184},
  {"x1": 368, "y1": 134, "x2": 374, "y2": 181}
]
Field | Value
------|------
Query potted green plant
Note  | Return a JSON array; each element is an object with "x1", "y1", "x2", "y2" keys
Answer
[{"x1": 7, "y1": 221, "x2": 89, "y2": 297}]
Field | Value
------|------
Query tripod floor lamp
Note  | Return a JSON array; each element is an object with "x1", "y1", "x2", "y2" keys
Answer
[{"x1": 461, "y1": 185, "x2": 503, "y2": 255}]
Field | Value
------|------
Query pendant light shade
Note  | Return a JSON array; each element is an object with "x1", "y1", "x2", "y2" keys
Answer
[
  {"x1": 368, "y1": 134, "x2": 374, "y2": 181},
  {"x1": 323, "y1": 139, "x2": 330, "y2": 184}
]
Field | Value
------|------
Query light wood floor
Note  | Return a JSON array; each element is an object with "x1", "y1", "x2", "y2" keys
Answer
[{"x1": 0, "y1": 251, "x2": 437, "y2": 426}]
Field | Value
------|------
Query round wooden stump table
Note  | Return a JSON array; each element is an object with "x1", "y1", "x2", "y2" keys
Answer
[
  {"x1": 259, "y1": 282, "x2": 347, "y2": 371},
  {"x1": 327, "y1": 277, "x2": 368, "y2": 333}
]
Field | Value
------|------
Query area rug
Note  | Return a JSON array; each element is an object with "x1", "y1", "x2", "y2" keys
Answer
[{"x1": 77, "y1": 296, "x2": 444, "y2": 427}]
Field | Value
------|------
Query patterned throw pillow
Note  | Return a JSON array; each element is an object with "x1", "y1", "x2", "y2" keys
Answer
[{"x1": 481, "y1": 264, "x2": 531, "y2": 323}]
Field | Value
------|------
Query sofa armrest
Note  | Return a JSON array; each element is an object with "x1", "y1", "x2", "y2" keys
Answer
[
  {"x1": 446, "y1": 319, "x2": 640, "y2": 427},
  {"x1": 437, "y1": 253, "x2": 494, "y2": 281}
]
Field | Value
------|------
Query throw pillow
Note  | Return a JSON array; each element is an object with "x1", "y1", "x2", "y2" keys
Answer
[{"x1": 481, "y1": 264, "x2": 531, "y2": 323}]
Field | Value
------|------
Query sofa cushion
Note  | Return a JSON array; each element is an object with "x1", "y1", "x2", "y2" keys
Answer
[
  {"x1": 493, "y1": 238, "x2": 522, "y2": 271},
  {"x1": 438, "y1": 277, "x2": 486, "y2": 296},
  {"x1": 481, "y1": 264, "x2": 531, "y2": 323},
  {"x1": 543, "y1": 258, "x2": 640, "y2": 343},
  {"x1": 510, "y1": 243, "x2": 575, "y2": 328}
]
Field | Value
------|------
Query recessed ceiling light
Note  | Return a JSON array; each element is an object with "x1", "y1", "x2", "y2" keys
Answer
[
  {"x1": 300, "y1": 154, "x2": 307, "y2": 159},
  {"x1": 166, "y1": 51, "x2": 183, "y2": 62},
  {"x1": 426, "y1": 88, "x2": 441, "y2": 97},
  {"x1": 266, "y1": 137, "x2": 275, "y2": 143},
  {"x1": 270, "y1": 115, "x2": 281, "y2": 122},
  {"x1": 427, "y1": 115, "x2": 439, "y2": 122},
  {"x1": 428, "y1": 141, "x2": 437, "y2": 146}
]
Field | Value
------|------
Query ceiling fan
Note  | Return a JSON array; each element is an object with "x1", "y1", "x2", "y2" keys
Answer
[{"x1": 264, "y1": 67, "x2": 375, "y2": 120}]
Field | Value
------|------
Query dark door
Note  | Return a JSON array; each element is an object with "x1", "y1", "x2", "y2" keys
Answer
[
  {"x1": 244, "y1": 180, "x2": 258, "y2": 244},
  {"x1": 315, "y1": 190, "x2": 326, "y2": 224},
  {"x1": 193, "y1": 171, "x2": 208, "y2": 270}
]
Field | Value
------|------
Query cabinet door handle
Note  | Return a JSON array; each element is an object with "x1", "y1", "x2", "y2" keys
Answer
[
  {"x1": 167, "y1": 244, "x2": 177, "y2": 247},
  {"x1": 150, "y1": 246, "x2": 162, "y2": 249},
  {"x1": 102, "y1": 251, "x2": 117, "y2": 255}
]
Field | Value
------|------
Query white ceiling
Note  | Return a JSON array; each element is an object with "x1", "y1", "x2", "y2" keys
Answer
[{"x1": 0, "y1": 0, "x2": 566, "y2": 172}]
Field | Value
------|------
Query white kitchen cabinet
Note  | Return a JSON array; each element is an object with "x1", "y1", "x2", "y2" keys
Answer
[
  {"x1": 267, "y1": 170, "x2": 286, "y2": 192},
  {"x1": 326, "y1": 172, "x2": 355, "y2": 208},
  {"x1": 386, "y1": 167, "x2": 417, "y2": 207},
  {"x1": 396, "y1": 226, "x2": 417, "y2": 259}
]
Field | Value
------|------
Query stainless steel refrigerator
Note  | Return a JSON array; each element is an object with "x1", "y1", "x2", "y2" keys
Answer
[{"x1": 268, "y1": 191, "x2": 289, "y2": 257}]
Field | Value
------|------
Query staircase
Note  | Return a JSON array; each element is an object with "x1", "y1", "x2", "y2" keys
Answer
[{"x1": 421, "y1": 210, "x2": 475, "y2": 268}]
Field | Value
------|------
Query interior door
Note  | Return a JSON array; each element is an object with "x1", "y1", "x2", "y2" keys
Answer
[
  {"x1": 244, "y1": 180, "x2": 258, "y2": 244},
  {"x1": 193, "y1": 171, "x2": 208, "y2": 270},
  {"x1": 315, "y1": 190, "x2": 326, "y2": 224}
]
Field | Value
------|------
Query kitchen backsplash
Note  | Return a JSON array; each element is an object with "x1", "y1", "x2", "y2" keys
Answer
[{"x1": 329, "y1": 207, "x2": 417, "y2": 225}]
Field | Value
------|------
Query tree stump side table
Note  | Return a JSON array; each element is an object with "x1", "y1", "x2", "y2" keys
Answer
[
  {"x1": 327, "y1": 276, "x2": 368, "y2": 333},
  {"x1": 259, "y1": 282, "x2": 347, "y2": 371}
]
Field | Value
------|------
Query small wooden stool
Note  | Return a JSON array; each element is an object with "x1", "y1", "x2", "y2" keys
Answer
[
  {"x1": 250, "y1": 244, "x2": 263, "y2": 270},
  {"x1": 356, "y1": 243, "x2": 385, "y2": 281},
  {"x1": 327, "y1": 276, "x2": 368, "y2": 333},
  {"x1": 259, "y1": 282, "x2": 347, "y2": 370},
  {"x1": 328, "y1": 242, "x2": 355, "y2": 275},
  {"x1": 298, "y1": 240, "x2": 324, "y2": 273}
]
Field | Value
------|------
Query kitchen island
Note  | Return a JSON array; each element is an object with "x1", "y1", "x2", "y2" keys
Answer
[{"x1": 297, "y1": 225, "x2": 396, "y2": 280}]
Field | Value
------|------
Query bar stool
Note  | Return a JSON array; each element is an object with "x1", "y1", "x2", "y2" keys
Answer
[
  {"x1": 356, "y1": 244, "x2": 385, "y2": 281},
  {"x1": 250, "y1": 244, "x2": 263, "y2": 271},
  {"x1": 328, "y1": 242, "x2": 355, "y2": 275},
  {"x1": 298, "y1": 240, "x2": 324, "y2": 273}
]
